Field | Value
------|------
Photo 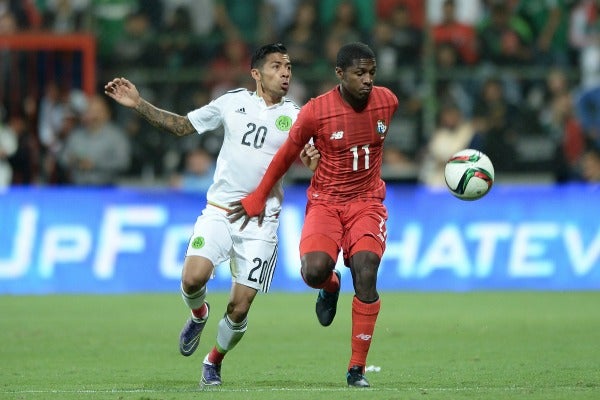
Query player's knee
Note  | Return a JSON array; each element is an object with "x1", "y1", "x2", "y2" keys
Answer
[
  {"x1": 226, "y1": 301, "x2": 251, "y2": 323},
  {"x1": 181, "y1": 258, "x2": 212, "y2": 292},
  {"x1": 301, "y1": 252, "x2": 335, "y2": 286},
  {"x1": 181, "y1": 275, "x2": 200, "y2": 293},
  {"x1": 350, "y1": 254, "x2": 380, "y2": 300},
  {"x1": 181, "y1": 270, "x2": 208, "y2": 293},
  {"x1": 301, "y1": 265, "x2": 331, "y2": 288}
]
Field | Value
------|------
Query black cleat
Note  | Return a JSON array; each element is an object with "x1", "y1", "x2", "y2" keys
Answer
[
  {"x1": 315, "y1": 269, "x2": 341, "y2": 326},
  {"x1": 346, "y1": 365, "x2": 370, "y2": 387}
]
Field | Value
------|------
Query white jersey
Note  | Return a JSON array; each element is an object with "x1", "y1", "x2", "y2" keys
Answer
[{"x1": 187, "y1": 89, "x2": 300, "y2": 216}]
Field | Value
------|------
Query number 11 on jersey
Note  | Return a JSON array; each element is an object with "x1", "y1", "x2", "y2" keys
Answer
[{"x1": 350, "y1": 145, "x2": 370, "y2": 171}]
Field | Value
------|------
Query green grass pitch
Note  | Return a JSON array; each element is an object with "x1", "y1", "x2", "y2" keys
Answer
[{"x1": 1, "y1": 291, "x2": 599, "y2": 400}]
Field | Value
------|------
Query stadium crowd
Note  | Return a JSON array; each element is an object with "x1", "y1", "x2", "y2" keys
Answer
[{"x1": 2, "y1": 0, "x2": 600, "y2": 188}]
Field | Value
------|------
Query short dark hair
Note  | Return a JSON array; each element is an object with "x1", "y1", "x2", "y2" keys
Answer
[
  {"x1": 336, "y1": 42, "x2": 375, "y2": 70},
  {"x1": 251, "y1": 42, "x2": 288, "y2": 69}
]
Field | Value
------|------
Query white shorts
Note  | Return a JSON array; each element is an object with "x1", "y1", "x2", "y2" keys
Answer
[{"x1": 185, "y1": 205, "x2": 279, "y2": 292}]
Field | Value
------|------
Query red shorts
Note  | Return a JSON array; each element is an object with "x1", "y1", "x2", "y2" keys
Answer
[{"x1": 299, "y1": 199, "x2": 388, "y2": 265}]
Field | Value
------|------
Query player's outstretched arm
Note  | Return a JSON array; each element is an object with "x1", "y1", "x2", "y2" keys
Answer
[
  {"x1": 228, "y1": 137, "x2": 304, "y2": 229},
  {"x1": 104, "y1": 77, "x2": 195, "y2": 137}
]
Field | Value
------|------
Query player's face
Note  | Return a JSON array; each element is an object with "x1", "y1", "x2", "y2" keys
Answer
[
  {"x1": 254, "y1": 52, "x2": 292, "y2": 105},
  {"x1": 337, "y1": 58, "x2": 376, "y2": 103}
]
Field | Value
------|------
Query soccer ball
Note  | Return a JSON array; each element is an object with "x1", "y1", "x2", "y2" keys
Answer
[{"x1": 444, "y1": 149, "x2": 494, "y2": 201}]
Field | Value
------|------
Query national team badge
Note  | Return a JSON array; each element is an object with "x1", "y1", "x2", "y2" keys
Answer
[
  {"x1": 192, "y1": 236, "x2": 205, "y2": 249},
  {"x1": 376, "y1": 119, "x2": 388, "y2": 137},
  {"x1": 276, "y1": 115, "x2": 292, "y2": 131}
]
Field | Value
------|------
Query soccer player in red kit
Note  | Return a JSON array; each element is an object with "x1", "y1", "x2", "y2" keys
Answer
[{"x1": 229, "y1": 42, "x2": 399, "y2": 387}]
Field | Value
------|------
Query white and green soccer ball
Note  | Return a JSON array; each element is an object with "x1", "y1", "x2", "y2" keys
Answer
[{"x1": 444, "y1": 149, "x2": 495, "y2": 201}]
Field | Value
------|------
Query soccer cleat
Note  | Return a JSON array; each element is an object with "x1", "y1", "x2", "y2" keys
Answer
[
  {"x1": 201, "y1": 360, "x2": 222, "y2": 387},
  {"x1": 315, "y1": 269, "x2": 341, "y2": 326},
  {"x1": 179, "y1": 303, "x2": 210, "y2": 356},
  {"x1": 346, "y1": 365, "x2": 370, "y2": 387}
]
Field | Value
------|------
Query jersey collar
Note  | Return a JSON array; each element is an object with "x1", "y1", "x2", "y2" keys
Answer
[{"x1": 253, "y1": 91, "x2": 285, "y2": 108}]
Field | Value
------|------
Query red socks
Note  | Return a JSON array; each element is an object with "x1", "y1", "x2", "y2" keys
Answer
[
  {"x1": 207, "y1": 346, "x2": 225, "y2": 365},
  {"x1": 322, "y1": 270, "x2": 340, "y2": 292},
  {"x1": 349, "y1": 296, "x2": 381, "y2": 370},
  {"x1": 191, "y1": 302, "x2": 208, "y2": 320}
]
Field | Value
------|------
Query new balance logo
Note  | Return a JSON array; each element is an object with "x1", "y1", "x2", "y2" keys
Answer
[
  {"x1": 330, "y1": 131, "x2": 344, "y2": 140},
  {"x1": 355, "y1": 333, "x2": 372, "y2": 341},
  {"x1": 235, "y1": 108, "x2": 246, "y2": 114}
]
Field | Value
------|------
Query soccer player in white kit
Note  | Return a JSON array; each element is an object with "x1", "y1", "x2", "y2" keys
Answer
[{"x1": 104, "y1": 43, "x2": 319, "y2": 387}]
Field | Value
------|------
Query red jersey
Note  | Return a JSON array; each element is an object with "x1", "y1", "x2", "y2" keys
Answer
[{"x1": 289, "y1": 85, "x2": 399, "y2": 203}]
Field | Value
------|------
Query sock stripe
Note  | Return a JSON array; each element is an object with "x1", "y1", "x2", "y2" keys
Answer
[
  {"x1": 224, "y1": 315, "x2": 248, "y2": 331},
  {"x1": 181, "y1": 285, "x2": 206, "y2": 300}
]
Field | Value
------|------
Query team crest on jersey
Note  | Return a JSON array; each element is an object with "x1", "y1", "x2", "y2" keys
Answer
[
  {"x1": 191, "y1": 236, "x2": 205, "y2": 249},
  {"x1": 376, "y1": 119, "x2": 388, "y2": 137},
  {"x1": 275, "y1": 115, "x2": 292, "y2": 131}
]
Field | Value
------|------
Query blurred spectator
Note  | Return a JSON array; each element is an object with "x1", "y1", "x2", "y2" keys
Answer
[
  {"x1": 0, "y1": 7, "x2": 17, "y2": 32},
  {"x1": 159, "y1": 0, "x2": 211, "y2": 36},
  {"x1": 0, "y1": 11, "x2": 20, "y2": 117},
  {"x1": 533, "y1": 68, "x2": 573, "y2": 135},
  {"x1": 7, "y1": 113, "x2": 39, "y2": 184},
  {"x1": 387, "y1": 4, "x2": 423, "y2": 67},
  {"x1": 213, "y1": 0, "x2": 270, "y2": 44},
  {"x1": 311, "y1": 33, "x2": 345, "y2": 80},
  {"x1": 0, "y1": 115, "x2": 18, "y2": 187},
  {"x1": 515, "y1": 0, "x2": 570, "y2": 66},
  {"x1": 319, "y1": 0, "x2": 375, "y2": 36},
  {"x1": 169, "y1": 147, "x2": 215, "y2": 193},
  {"x1": 48, "y1": 107, "x2": 77, "y2": 184},
  {"x1": 282, "y1": 1, "x2": 321, "y2": 74},
  {"x1": 376, "y1": 0, "x2": 424, "y2": 28},
  {"x1": 371, "y1": 20, "x2": 399, "y2": 79},
  {"x1": 7, "y1": 95, "x2": 41, "y2": 184},
  {"x1": 263, "y1": 0, "x2": 301, "y2": 38},
  {"x1": 580, "y1": 146, "x2": 600, "y2": 181},
  {"x1": 91, "y1": 0, "x2": 138, "y2": 60},
  {"x1": 431, "y1": 0, "x2": 479, "y2": 65},
  {"x1": 204, "y1": 37, "x2": 252, "y2": 99},
  {"x1": 418, "y1": 103, "x2": 476, "y2": 188},
  {"x1": 471, "y1": 78, "x2": 519, "y2": 172},
  {"x1": 574, "y1": 83, "x2": 600, "y2": 148},
  {"x1": 58, "y1": 94, "x2": 130, "y2": 185},
  {"x1": 113, "y1": 10, "x2": 156, "y2": 69},
  {"x1": 156, "y1": 5, "x2": 199, "y2": 69},
  {"x1": 433, "y1": 42, "x2": 474, "y2": 116},
  {"x1": 0, "y1": 0, "x2": 40, "y2": 30},
  {"x1": 324, "y1": 0, "x2": 367, "y2": 43},
  {"x1": 477, "y1": 2, "x2": 533, "y2": 65},
  {"x1": 569, "y1": 0, "x2": 600, "y2": 88},
  {"x1": 37, "y1": 81, "x2": 72, "y2": 182},
  {"x1": 427, "y1": 0, "x2": 483, "y2": 26},
  {"x1": 135, "y1": 0, "x2": 162, "y2": 30},
  {"x1": 41, "y1": 0, "x2": 88, "y2": 33},
  {"x1": 550, "y1": 91, "x2": 586, "y2": 182}
]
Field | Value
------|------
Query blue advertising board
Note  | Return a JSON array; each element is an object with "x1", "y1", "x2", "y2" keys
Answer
[{"x1": 0, "y1": 184, "x2": 599, "y2": 294}]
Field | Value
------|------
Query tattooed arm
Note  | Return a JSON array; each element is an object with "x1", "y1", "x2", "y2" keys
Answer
[{"x1": 104, "y1": 77, "x2": 195, "y2": 136}]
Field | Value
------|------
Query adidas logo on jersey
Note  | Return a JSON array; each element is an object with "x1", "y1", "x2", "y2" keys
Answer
[
  {"x1": 330, "y1": 130, "x2": 344, "y2": 140},
  {"x1": 235, "y1": 107, "x2": 246, "y2": 114}
]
